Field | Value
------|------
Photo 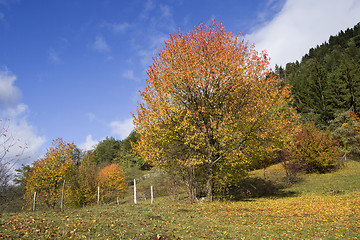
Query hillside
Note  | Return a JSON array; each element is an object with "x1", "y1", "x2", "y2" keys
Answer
[
  {"x1": 1, "y1": 159, "x2": 359, "y2": 239},
  {"x1": 276, "y1": 22, "x2": 360, "y2": 128}
]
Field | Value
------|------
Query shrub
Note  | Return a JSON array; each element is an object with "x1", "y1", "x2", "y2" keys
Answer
[
  {"x1": 98, "y1": 163, "x2": 126, "y2": 203},
  {"x1": 284, "y1": 122, "x2": 341, "y2": 174},
  {"x1": 24, "y1": 138, "x2": 76, "y2": 209},
  {"x1": 331, "y1": 110, "x2": 360, "y2": 160},
  {"x1": 68, "y1": 151, "x2": 98, "y2": 207}
]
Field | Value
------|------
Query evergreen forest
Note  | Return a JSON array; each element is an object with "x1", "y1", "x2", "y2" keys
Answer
[{"x1": 275, "y1": 22, "x2": 360, "y2": 128}]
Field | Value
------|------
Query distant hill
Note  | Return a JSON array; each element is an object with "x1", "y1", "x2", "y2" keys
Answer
[{"x1": 275, "y1": 22, "x2": 360, "y2": 128}]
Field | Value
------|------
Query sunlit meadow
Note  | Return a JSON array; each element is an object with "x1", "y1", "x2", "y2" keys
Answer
[{"x1": 1, "y1": 160, "x2": 359, "y2": 239}]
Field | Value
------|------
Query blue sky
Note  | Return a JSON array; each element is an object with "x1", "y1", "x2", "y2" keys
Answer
[{"x1": 1, "y1": 0, "x2": 359, "y2": 167}]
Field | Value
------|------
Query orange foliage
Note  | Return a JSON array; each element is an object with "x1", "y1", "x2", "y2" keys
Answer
[
  {"x1": 348, "y1": 109, "x2": 360, "y2": 133},
  {"x1": 97, "y1": 163, "x2": 126, "y2": 202},
  {"x1": 285, "y1": 123, "x2": 340, "y2": 174},
  {"x1": 133, "y1": 20, "x2": 299, "y2": 200}
]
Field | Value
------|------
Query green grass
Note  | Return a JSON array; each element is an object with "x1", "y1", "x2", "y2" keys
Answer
[
  {"x1": 250, "y1": 159, "x2": 360, "y2": 196},
  {"x1": 1, "y1": 160, "x2": 359, "y2": 239},
  {"x1": 286, "y1": 160, "x2": 360, "y2": 195}
]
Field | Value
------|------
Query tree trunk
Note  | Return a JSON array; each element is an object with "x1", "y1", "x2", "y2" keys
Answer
[
  {"x1": 61, "y1": 180, "x2": 66, "y2": 210},
  {"x1": 206, "y1": 163, "x2": 213, "y2": 202},
  {"x1": 205, "y1": 137, "x2": 216, "y2": 202},
  {"x1": 187, "y1": 166, "x2": 197, "y2": 202},
  {"x1": 188, "y1": 183, "x2": 197, "y2": 202}
]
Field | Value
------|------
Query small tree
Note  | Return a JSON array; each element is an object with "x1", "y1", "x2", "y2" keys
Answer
[
  {"x1": 68, "y1": 150, "x2": 98, "y2": 207},
  {"x1": 13, "y1": 164, "x2": 31, "y2": 186},
  {"x1": 285, "y1": 123, "x2": 341, "y2": 174},
  {"x1": 97, "y1": 163, "x2": 126, "y2": 203},
  {"x1": 24, "y1": 138, "x2": 76, "y2": 209},
  {"x1": 331, "y1": 110, "x2": 360, "y2": 160},
  {"x1": 0, "y1": 119, "x2": 28, "y2": 194}
]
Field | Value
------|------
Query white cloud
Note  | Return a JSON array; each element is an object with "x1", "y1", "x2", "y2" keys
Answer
[
  {"x1": 109, "y1": 118, "x2": 134, "y2": 140},
  {"x1": 91, "y1": 36, "x2": 110, "y2": 53},
  {"x1": 140, "y1": 0, "x2": 156, "y2": 19},
  {"x1": 78, "y1": 134, "x2": 98, "y2": 151},
  {"x1": 122, "y1": 69, "x2": 141, "y2": 82},
  {"x1": 129, "y1": 1, "x2": 176, "y2": 72},
  {"x1": 0, "y1": 68, "x2": 45, "y2": 169},
  {"x1": 136, "y1": 32, "x2": 168, "y2": 69},
  {"x1": 160, "y1": 5, "x2": 172, "y2": 18},
  {"x1": 2, "y1": 103, "x2": 28, "y2": 118},
  {"x1": 86, "y1": 112, "x2": 97, "y2": 122},
  {"x1": 246, "y1": 0, "x2": 360, "y2": 68},
  {"x1": 5, "y1": 118, "x2": 45, "y2": 161},
  {"x1": 0, "y1": 67, "x2": 21, "y2": 107},
  {"x1": 254, "y1": 0, "x2": 285, "y2": 26},
  {"x1": 102, "y1": 22, "x2": 130, "y2": 34},
  {"x1": 112, "y1": 22, "x2": 130, "y2": 33},
  {"x1": 48, "y1": 48, "x2": 61, "y2": 64}
]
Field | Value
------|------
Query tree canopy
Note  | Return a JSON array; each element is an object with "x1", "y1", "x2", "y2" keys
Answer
[
  {"x1": 133, "y1": 21, "x2": 299, "y2": 201},
  {"x1": 97, "y1": 163, "x2": 126, "y2": 203},
  {"x1": 24, "y1": 138, "x2": 77, "y2": 208}
]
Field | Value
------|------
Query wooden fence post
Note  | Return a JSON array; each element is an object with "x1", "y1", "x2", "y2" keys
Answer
[
  {"x1": 97, "y1": 186, "x2": 100, "y2": 205},
  {"x1": 33, "y1": 192, "x2": 37, "y2": 211},
  {"x1": 134, "y1": 179, "x2": 137, "y2": 204},
  {"x1": 151, "y1": 186, "x2": 154, "y2": 204}
]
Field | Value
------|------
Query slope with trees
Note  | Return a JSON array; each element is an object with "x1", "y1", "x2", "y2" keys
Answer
[
  {"x1": 275, "y1": 22, "x2": 360, "y2": 128},
  {"x1": 93, "y1": 133, "x2": 147, "y2": 170},
  {"x1": 4, "y1": 22, "x2": 360, "y2": 211}
]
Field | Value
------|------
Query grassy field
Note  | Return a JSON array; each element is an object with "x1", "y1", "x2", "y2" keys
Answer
[{"x1": 1, "y1": 160, "x2": 359, "y2": 239}]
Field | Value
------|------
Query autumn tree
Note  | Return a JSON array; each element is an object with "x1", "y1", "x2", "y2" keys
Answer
[
  {"x1": 330, "y1": 110, "x2": 360, "y2": 160},
  {"x1": 24, "y1": 138, "x2": 77, "y2": 209},
  {"x1": 68, "y1": 150, "x2": 98, "y2": 207},
  {"x1": 284, "y1": 123, "x2": 341, "y2": 174},
  {"x1": 97, "y1": 163, "x2": 126, "y2": 203},
  {"x1": 133, "y1": 21, "x2": 299, "y2": 201}
]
